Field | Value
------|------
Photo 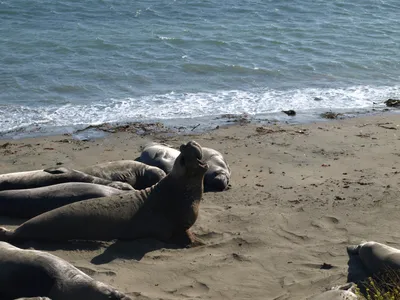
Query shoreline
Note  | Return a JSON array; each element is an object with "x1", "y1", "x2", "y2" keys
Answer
[
  {"x1": 0, "y1": 104, "x2": 397, "y2": 142},
  {"x1": 1, "y1": 112, "x2": 400, "y2": 299}
]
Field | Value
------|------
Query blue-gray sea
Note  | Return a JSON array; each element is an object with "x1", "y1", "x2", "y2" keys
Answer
[{"x1": 1, "y1": 0, "x2": 400, "y2": 138}]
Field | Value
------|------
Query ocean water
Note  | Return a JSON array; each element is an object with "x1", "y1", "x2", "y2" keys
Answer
[{"x1": 1, "y1": 0, "x2": 400, "y2": 137}]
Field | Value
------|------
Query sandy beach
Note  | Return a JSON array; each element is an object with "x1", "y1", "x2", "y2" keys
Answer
[{"x1": 1, "y1": 112, "x2": 400, "y2": 300}]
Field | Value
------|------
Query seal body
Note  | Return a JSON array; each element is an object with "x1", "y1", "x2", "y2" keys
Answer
[
  {"x1": 0, "y1": 241, "x2": 131, "y2": 300},
  {"x1": 136, "y1": 143, "x2": 179, "y2": 174},
  {"x1": 347, "y1": 241, "x2": 400, "y2": 279},
  {"x1": 0, "y1": 182, "x2": 125, "y2": 218},
  {"x1": 0, "y1": 167, "x2": 133, "y2": 191},
  {"x1": 137, "y1": 143, "x2": 230, "y2": 192},
  {"x1": 80, "y1": 160, "x2": 166, "y2": 190},
  {"x1": 0, "y1": 141, "x2": 208, "y2": 246},
  {"x1": 201, "y1": 147, "x2": 231, "y2": 192}
]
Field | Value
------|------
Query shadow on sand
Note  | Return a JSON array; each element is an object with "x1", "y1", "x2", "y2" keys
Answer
[
  {"x1": 9, "y1": 237, "x2": 182, "y2": 263},
  {"x1": 90, "y1": 238, "x2": 181, "y2": 264}
]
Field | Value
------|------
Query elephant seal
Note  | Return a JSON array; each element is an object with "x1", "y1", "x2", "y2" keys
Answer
[
  {"x1": 79, "y1": 160, "x2": 166, "y2": 190},
  {"x1": 0, "y1": 167, "x2": 133, "y2": 191},
  {"x1": 0, "y1": 141, "x2": 208, "y2": 247},
  {"x1": 137, "y1": 143, "x2": 230, "y2": 192},
  {"x1": 0, "y1": 241, "x2": 131, "y2": 300},
  {"x1": 0, "y1": 182, "x2": 126, "y2": 218},
  {"x1": 347, "y1": 241, "x2": 400, "y2": 279},
  {"x1": 136, "y1": 143, "x2": 180, "y2": 174}
]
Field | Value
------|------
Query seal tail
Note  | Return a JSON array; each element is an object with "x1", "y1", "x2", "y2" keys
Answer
[{"x1": 0, "y1": 227, "x2": 14, "y2": 241}]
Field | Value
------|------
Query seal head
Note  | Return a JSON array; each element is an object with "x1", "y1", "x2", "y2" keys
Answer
[{"x1": 174, "y1": 141, "x2": 208, "y2": 177}]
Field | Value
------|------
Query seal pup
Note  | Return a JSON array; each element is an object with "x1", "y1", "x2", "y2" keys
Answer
[
  {"x1": 0, "y1": 141, "x2": 208, "y2": 247},
  {"x1": 79, "y1": 160, "x2": 166, "y2": 190},
  {"x1": 347, "y1": 241, "x2": 400, "y2": 278},
  {"x1": 0, "y1": 167, "x2": 133, "y2": 191},
  {"x1": 0, "y1": 241, "x2": 131, "y2": 300},
  {"x1": 137, "y1": 142, "x2": 230, "y2": 192},
  {"x1": 0, "y1": 182, "x2": 126, "y2": 218}
]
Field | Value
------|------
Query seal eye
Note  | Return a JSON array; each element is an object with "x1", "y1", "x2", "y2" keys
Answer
[{"x1": 180, "y1": 156, "x2": 185, "y2": 166}]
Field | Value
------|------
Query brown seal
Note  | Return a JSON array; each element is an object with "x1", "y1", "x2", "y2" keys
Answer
[
  {"x1": 0, "y1": 241, "x2": 131, "y2": 300},
  {"x1": 0, "y1": 141, "x2": 207, "y2": 247},
  {"x1": 137, "y1": 143, "x2": 230, "y2": 192},
  {"x1": 0, "y1": 167, "x2": 133, "y2": 191},
  {"x1": 0, "y1": 182, "x2": 126, "y2": 218},
  {"x1": 79, "y1": 160, "x2": 166, "y2": 190}
]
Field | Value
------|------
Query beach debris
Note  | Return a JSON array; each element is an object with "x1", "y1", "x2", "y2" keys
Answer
[
  {"x1": 0, "y1": 142, "x2": 12, "y2": 148},
  {"x1": 377, "y1": 123, "x2": 398, "y2": 130},
  {"x1": 255, "y1": 126, "x2": 285, "y2": 134},
  {"x1": 219, "y1": 113, "x2": 251, "y2": 125},
  {"x1": 384, "y1": 98, "x2": 400, "y2": 107},
  {"x1": 355, "y1": 132, "x2": 372, "y2": 138},
  {"x1": 75, "y1": 121, "x2": 171, "y2": 136},
  {"x1": 191, "y1": 123, "x2": 201, "y2": 131},
  {"x1": 282, "y1": 110, "x2": 296, "y2": 116},
  {"x1": 320, "y1": 111, "x2": 343, "y2": 119},
  {"x1": 320, "y1": 263, "x2": 334, "y2": 270},
  {"x1": 321, "y1": 164, "x2": 331, "y2": 167}
]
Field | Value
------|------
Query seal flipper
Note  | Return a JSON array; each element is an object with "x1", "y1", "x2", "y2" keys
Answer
[{"x1": 43, "y1": 167, "x2": 68, "y2": 175}]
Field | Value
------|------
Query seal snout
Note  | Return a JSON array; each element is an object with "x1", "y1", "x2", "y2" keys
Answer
[{"x1": 180, "y1": 141, "x2": 203, "y2": 160}]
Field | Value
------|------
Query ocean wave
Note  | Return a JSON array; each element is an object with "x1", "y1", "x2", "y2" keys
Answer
[{"x1": 0, "y1": 85, "x2": 398, "y2": 136}]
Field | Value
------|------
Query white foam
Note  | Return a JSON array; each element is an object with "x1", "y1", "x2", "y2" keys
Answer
[{"x1": 0, "y1": 85, "x2": 398, "y2": 136}]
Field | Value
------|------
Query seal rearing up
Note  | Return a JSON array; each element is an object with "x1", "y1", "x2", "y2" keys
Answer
[
  {"x1": 0, "y1": 141, "x2": 208, "y2": 247},
  {"x1": 0, "y1": 241, "x2": 131, "y2": 300}
]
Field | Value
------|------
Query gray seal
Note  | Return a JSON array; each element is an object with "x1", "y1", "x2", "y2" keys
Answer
[
  {"x1": 347, "y1": 241, "x2": 400, "y2": 279},
  {"x1": 0, "y1": 182, "x2": 125, "y2": 218},
  {"x1": 0, "y1": 141, "x2": 208, "y2": 247},
  {"x1": 0, "y1": 241, "x2": 131, "y2": 300},
  {"x1": 0, "y1": 167, "x2": 133, "y2": 191},
  {"x1": 79, "y1": 160, "x2": 166, "y2": 190},
  {"x1": 137, "y1": 143, "x2": 230, "y2": 192}
]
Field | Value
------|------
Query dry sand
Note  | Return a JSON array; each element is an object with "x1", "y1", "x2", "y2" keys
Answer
[{"x1": 1, "y1": 113, "x2": 400, "y2": 299}]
